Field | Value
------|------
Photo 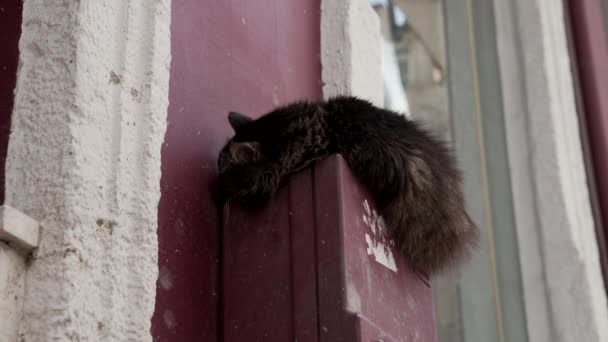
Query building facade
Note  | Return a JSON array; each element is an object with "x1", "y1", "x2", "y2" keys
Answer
[{"x1": 1, "y1": 0, "x2": 607, "y2": 341}]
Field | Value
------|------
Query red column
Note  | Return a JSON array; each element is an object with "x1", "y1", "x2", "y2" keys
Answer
[{"x1": 152, "y1": 1, "x2": 321, "y2": 340}]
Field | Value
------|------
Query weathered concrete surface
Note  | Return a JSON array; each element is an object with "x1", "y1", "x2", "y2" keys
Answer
[
  {"x1": 321, "y1": 0, "x2": 383, "y2": 106},
  {"x1": 4, "y1": 0, "x2": 171, "y2": 340},
  {"x1": 0, "y1": 242, "x2": 28, "y2": 342},
  {"x1": 496, "y1": 0, "x2": 608, "y2": 341}
]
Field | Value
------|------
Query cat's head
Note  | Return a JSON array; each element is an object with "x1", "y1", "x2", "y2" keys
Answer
[
  {"x1": 217, "y1": 101, "x2": 324, "y2": 173},
  {"x1": 216, "y1": 110, "x2": 275, "y2": 205},
  {"x1": 216, "y1": 101, "x2": 328, "y2": 205},
  {"x1": 217, "y1": 111, "x2": 264, "y2": 174}
]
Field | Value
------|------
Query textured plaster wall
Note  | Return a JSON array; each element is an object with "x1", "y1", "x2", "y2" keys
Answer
[
  {"x1": 0, "y1": 204, "x2": 41, "y2": 341},
  {"x1": 495, "y1": 0, "x2": 608, "y2": 341},
  {"x1": 4, "y1": 0, "x2": 171, "y2": 340},
  {"x1": 321, "y1": 0, "x2": 383, "y2": 106},
  {"x1": 0, "y1": 243, "x2": 27, "y2": 342}
]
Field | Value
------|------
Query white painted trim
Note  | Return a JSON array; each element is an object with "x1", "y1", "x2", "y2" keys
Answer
[
  {"x1": 4, "y1": 0, "x2": 171, "y2": 340},
  {"x1": 321, "y1": 0, "x2": 383, "y2": 105},
  {"x1": 494, "y1": 0, "x2": 608, "y2": 341},
  {"x1": 0, "y1": 205, "x2": 40, "y2": 253}
]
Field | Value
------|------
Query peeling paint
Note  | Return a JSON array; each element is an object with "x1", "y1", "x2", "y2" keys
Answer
[
  {"x1": 365, "y1": 233, "x2": 397, "y2": 272},
  {"x1": 362, "y1": 199, "x2": 397, "y2": 272},
  {"x1": 345, "y1": 282, "x2": 362, "y2": 314}
]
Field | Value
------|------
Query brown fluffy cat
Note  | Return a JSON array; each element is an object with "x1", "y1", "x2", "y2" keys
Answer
[{"x1": 217, "y1": 96, "x2": 478, "y2": 274}]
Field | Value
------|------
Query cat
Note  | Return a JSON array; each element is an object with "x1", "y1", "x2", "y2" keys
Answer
[{"x1": 217, "y1": 96, "x2": 478, "y2": 274}]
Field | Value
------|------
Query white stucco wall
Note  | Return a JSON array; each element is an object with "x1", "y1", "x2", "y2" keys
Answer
[
  {"x1": 321, "y1": 0, "x2": 383, "y2": 106},
  {"x1": 4, "y1": 0, "x2": 171, "y2": 340},
  {"x1": 0, "y1": 243, "x2": 26, "y2": 342},
  {"x1": 0, "y1": 205, "x2": 40, "y2": 342},
  {"x1": 495, "y1": 0, "x2": 608, "y2": 341}
]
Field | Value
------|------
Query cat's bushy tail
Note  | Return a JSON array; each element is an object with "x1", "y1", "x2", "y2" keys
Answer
[
  {"x1": 383, "y1": 193, "x2": 478, "y2": 274},
  {"x1": 326, "y1": 96, "x2": 479, "y2": 273},
  {"x1": 341, "y1": 130, "x2": 479, "y2": 274},
  {"x1": 382, "y1": 157, "x2": 479, "y2": 274}
]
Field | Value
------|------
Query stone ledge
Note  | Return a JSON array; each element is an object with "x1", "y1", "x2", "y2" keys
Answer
[{"x1": 0, "y1": 205, "x2": 40, "y2": 254}]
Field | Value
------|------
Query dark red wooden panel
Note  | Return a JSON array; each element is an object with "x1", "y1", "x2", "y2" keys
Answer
[
  {"x1": 224, "y1": 155, "x2": 437, "y2": 342},
  {"x1": 223, "y1": 169, "x2": 319, "y2": 342},
  {"x1": 0, "y1": 2, "x2": 23, "y2": 204},
  {"x1": 153, "y1": 0, "x2": 321, "y2": 340},
  {"x1": 314, "y1": 156, "x2": 437, "y2": 342},
  {"x1": 223, "y1": 190, "x2": 294, "y2": 341},
  {"x1": 288, "y1": 170, "x2": 320, "y2": 341}
]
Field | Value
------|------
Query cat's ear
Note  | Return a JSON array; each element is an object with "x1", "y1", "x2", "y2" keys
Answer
[
  {"x1": 228, "y1": 111, "x2": 253, "y2": 132},
  {"x1": 229, "y1": 141, "x2": 262, "y2": 163}
]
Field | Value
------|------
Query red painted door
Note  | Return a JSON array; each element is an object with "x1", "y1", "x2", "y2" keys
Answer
[{"x1": 152, "y1": 1, "x2": 322, "y2": 341}]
